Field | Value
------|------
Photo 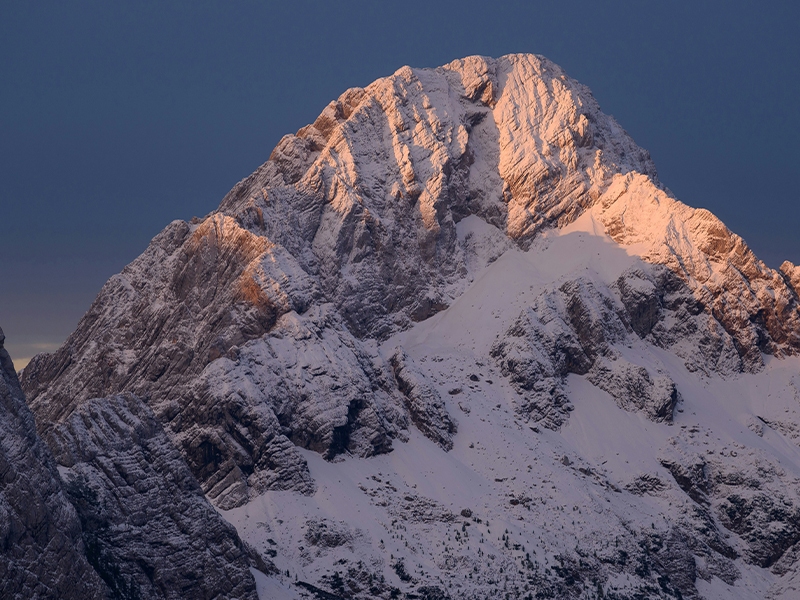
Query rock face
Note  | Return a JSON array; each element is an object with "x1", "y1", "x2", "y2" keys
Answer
[
  {"x1": 389, "y1": 347, "x2": 457, "y2": 450},
  {"x1": 22, "y1": 54, "x2": 800, "y2": 508},
  {"x1": 490, "y1": 265, "x2": 741, "y2": 429},
  {"x1": 0, "y1": 327, "x2": 108, "y2": 599},
  {"x1": 661, "y1": 424, "x2": 800, "y2": 569},
  {"x1": 16, "y1": 54, "x2": 800, "y2": 599},
  {"x1": 51, "y1": 394, "x2": 261, "y2": 599},
  {"x1": 0, "y1": 325, "x2": 262, "y2": 599},
  {"x1": 595, "y1": 174, "x2": 800, "y2": 370}
]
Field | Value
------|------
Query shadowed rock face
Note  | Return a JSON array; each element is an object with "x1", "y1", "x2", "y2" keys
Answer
[
  {"x1": 490, "y1": 266, "x2": 741, "y2": 429},
  {"x1": 661, "y1": 424, "x2": 800, "y2": 575},
  {"x1": 1, "y1": 325, "x2": 262, "y2": 599},
  {"x1": 21, "y1": 216, "x2": 323, "y2": 507},
  {"x1": 389, "y1": 348, "x2": 457, "y2": 450},
  {"x1": 0, "y1": 327, "x2": 108, "y2": 599},
  {"x1": 50, "y1": 394, "x2": 261, "y2": 600}
]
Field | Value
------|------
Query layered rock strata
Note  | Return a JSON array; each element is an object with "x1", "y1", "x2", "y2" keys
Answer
[{"x1": 0, "y1": 327, "x2": 107, "y2": 599}]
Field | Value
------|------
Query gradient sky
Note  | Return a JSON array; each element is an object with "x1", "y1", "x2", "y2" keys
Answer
[{"x1": 2, "y1": 1, "x2": 799, "y2": 368}]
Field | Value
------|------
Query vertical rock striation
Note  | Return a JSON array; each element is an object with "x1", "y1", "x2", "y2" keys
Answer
[
  {"x1": 0, "y1": 326, "x2": 108, "y2": 599},
  {"x1": 49, "y1": 394, "x2": 261, "y2": 599}
]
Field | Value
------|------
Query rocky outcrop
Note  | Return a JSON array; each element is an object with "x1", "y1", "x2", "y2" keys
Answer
[
  {"x1": 661, "y1": 425, "x2": 800, "y2": 570},
  {"x1": 490, "y1": 266, "x2": 740, "y2": 428},
  {"x1": 595, "y1": 174, "x2": 800, "y2": 370},
  {"x1": 22, "y1": 214, "x2": 320, "y2": 426},
  {"x1": 614, "y1": 266, "x2": 743, "y2": 375},
  {"x1": 389, "y1": 348, "x2": 456, "y2": 450},
  {"x1": 586, "y1": 358, "x2": 677, "y2": 422},
  {"x1": 50, "y1": 394, "x2": 261, "y2": 599},
  {"x1": 1, "y1": 323, "x2": 263, "y2": 599},
  {"x1": 781, "y1": 261, "x2": 800, "y2": 297},
  {"x1": 489, "y1": 303, "x2": 581, "y2": 429},
  {"x1": 641, "y1": 528, "x2": 699, "y2": 599},
  {"x1": 304, "y1": 518, "x2": 360, "y2": 551},
  {"x1": 0, "y1": 326, "x2": 109, "y2": 599},
  {"x1": 181, "y1": 306, "x2": 407, "y2": 508}
]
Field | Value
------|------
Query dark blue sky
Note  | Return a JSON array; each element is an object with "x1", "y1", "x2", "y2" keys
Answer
[{"x1": 2, "y1": 1, "x2": 799, "y2": 366}]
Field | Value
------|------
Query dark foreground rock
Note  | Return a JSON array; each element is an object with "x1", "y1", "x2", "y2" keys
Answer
[
  {"x1": 51, "y1": 393, "x2": 262, "y2": 600},
  {"x1": 0, "y1": 327, "x2": 108, "y2": 599}
]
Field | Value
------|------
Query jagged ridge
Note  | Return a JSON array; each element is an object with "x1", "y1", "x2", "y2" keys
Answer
[{"x1": 12, "y1": 54, "x2": 800, "y2": 599}]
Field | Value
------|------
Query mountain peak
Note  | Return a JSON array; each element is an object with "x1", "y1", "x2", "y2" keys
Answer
[
  {"x1": 226, "y1": 52, "x2": 657, "y2": 242},
  {"x1": 14, "y1": 55, "x2": 800, "y2": 599}
]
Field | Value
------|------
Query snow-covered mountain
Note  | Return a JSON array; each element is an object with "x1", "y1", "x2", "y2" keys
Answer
[{"x1": 11, "y1": 54, "x2": 800, "y2": 599}]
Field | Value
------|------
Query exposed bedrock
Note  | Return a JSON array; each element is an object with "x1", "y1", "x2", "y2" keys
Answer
[
  {"x1": 49, "y1": 393, "x2": 261, "y2": 599},
  {"x1": 0, "y1": 326, "x2": 109, "y2": 600},
  {"x1": 491, "y1": 266, "x2": 745, "y2": 428},
  {"x1": 1, "y1": 324, "x2": 264, "y2": 600},
  {"x1": 175, "y1": 306, "x2": 411, "y2": 508},
  {"x1": 389, "y1": 347, "x2": 457, "y2": 450},
  {"x1": 661, "y1": 426, "x2": 800, "y2": 571},
  {"x1": 598, "y1": 174, "x2": 800, "y2": 370}
]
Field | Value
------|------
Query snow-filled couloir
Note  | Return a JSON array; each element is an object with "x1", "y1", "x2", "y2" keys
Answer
[{"x1": 15, "y1": 54, "x2": 800, "y2": 599}]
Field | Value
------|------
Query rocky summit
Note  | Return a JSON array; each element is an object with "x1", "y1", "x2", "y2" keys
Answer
[{"x1": 5, "y1": 54, "x2": 800, "y2": 599}]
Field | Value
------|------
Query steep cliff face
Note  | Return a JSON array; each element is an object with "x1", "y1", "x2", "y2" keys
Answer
[
  {"x1": 18, "y1": 54, "x2": 800, "y2": 599},
  {"x1": 594, "y1": 173, "x2": 800, "y2": 370},
  {"x1": 50, "y1": 394, "x2": 261, "y2": 599},
  {"x1": 0, "y1": 324, "x2": 263, "y2": 599},
  {"x1": 216, "y1": 54, "x2": 657, "y2": 337},
  {"x1": 0, "y1": 327, "x2": 108, "y2": 599}
]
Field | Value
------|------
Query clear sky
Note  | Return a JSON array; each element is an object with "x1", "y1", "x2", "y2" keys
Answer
[{"x1": 2, "y1": 0, "x2": 798, "y2": 368}]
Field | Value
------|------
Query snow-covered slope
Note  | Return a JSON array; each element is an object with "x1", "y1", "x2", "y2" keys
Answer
[
  {"x1": 223, "y1": 214, "x2": 800, "y2": 599},
  {"x1": 17, "y1": 54, "x2": 800, "y2": 598}
]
